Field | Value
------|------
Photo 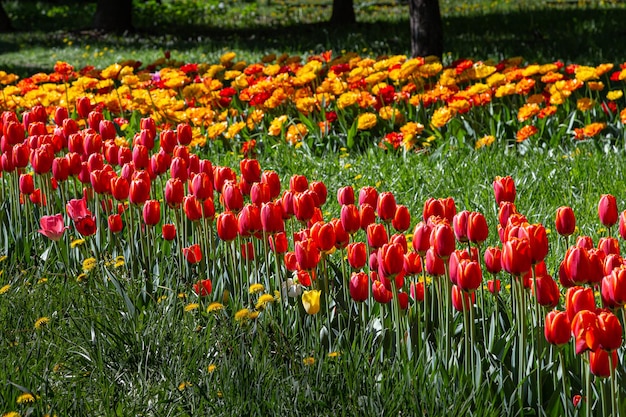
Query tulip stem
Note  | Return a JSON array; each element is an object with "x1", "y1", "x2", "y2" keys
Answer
[
  {"x1": 609, "y1": 353, "x2": 618, "y2": 417},
  {"x1": 531, "y1": 266, "x2": 543, "y2": 415},
  {"x1": 585, "y1": 352, "x2": 591, "y2": 417},
  {"x1": 420, "y1": 256, "x2": 429, "y2": 348},
  {"x1": 558, "y1": 348, "x2": 571, "y2": 417}
]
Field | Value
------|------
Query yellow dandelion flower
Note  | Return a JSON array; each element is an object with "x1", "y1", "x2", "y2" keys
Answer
[
  {"x1": 206, "y1": 302, "x2": 225, "y2": 313},
  {"x1": 37, "y1": 278, "x2": 48, "y2": 285},
  {"x1": 234, "y1": 308, "x2": 250, "y2": 322},
  {"x1": 157, "y1": 295, "x2": 168, "y2": 304},
  {"x1": 34, "y1": 317, "x2": 50, "y2": 330},
  {"x1": 255, "y1": 293, "x2": 275, "y2": 310},
  {"x1": 82, "y1": 257, "x2": 97, "y2": 273},
  {"x1": 249, "y1": 310, "x2": 260, "y2": 320},
  {"x1": 327, "y1": 351, "x2": 341, "y2": 358},
  {"x1": 0, "y1": 284, "x2": 10, "y2": 294},
  {"x1": 178, "y1": 293, "x2": 187, "y2": 299},
  {"x1": 3, "y1": 412, "x2": 21, "y2": 417},
  {"x1": 303, "y1": 357, "x2": 315, "y2": 366},
  {"x1": 177, "y1": 381, "x2": 192, "y2": 391},
  {"x1": 249, "y1": 283, "x2": 265, "y2": 294},
  {"x1": 70, "y1": 239, "x2": 85, "y2": 248},
  {"x1": 114, "y1": 256, "x2": 125, "y2": 268},
  {"x1": 273, "y1": 290, "x2": 281, "y2": 301},
  {"x1": 207, "y1": 364, "x2": 217, "y2": 373},
  {"x1": 184, "y1": 303, "x2": 200, "y2": 312},
  {"x1": 76, "y1": 273, "x2": 87, "y2": 283},
  {"x1": 16, "y1": 393, "x2": 35, "y2": 404}
]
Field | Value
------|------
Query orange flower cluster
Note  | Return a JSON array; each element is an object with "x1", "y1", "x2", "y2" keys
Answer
[{"x1": 0, "y1": 53, "x2": 624, "y2": 151}]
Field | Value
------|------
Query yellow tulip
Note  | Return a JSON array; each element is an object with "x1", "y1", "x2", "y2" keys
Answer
[{"x1": 301, "y1": 290, "x2": 321, "y2": 315}]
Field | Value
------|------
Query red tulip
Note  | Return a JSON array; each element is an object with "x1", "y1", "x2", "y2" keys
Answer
[
  {"x1": 358, "y1": 186, "x2": 378, "y2": 207},
  {"x1": 372, "y1": 280, "x2": 393, "y2": 304},
  {"x1": 487, "y1": 279, "x2": 501, "y2": 294},
  {"x1": 182, "y1": 195, "x2": 202, "y2": 222},
  {"x1": 378, "y1": 242, "x2": 405, "y2": 279},
  {"x1": 456, "y1": 258, "x2": 482, "y2": 293},
  {"x1": 309, "y1": 181, "x2": 327, "y2": 206},
  {"x1": 337, "y1": 186, "x2": 355, "y2": 206},
  {"x1": 522, "y1": 224, "x2": 549, "y2": 264},
  {"x1": 589, "y1": 349, "x2": 618, "y2": 378},
  {"x1": 172, "y1": 122, "x2": 191, "y2": 146},
  {"x1": 429, "y1": 222, "x2": 455, "y2": 259},
  {"x1": 250, "y1": 182, "x2": 271, "y2": 205},
  {"x1": 193, "y1": 278, "x2": 212, "y2": 297},
  {"x1": 19, "y1": 173, "x2": 34, "y2": 195},
  {"x1": 347, "y1": 242, "x2": 367, "y2": 269},
  {"x1": 598, "y1": 236, "x2": 620, "y2": 257},
  {"x1": 412, "y1": 221, "x2": 432, "y2": 256},
  {"x1": 74, "y1": 215, "x2": 96, "y2": 236},
  {"x1": 422, "y1": 197, "x2": 445, "y2": 222},
  {"x1": 31, "y1": 144, "x2": 54, "y2": 174},
  {"x1": 566, "y1": 286, "x2": 596, "y2": 322},
  {"x1": 293, "y1": 190, "x2": 316, "y2": 222},
  {"x1": 170, "y1": 156, "x2": 188, "y2": 182},
  {"x1": 403, "y1": 252, "x2": 422, "y2": 276},
  {"x1": 595, "y1": 310, "x2": 623, "y2": 351},
  {"x1": 376, "y1": 191, "x2": 397, "y2": 222},
  {"x1": 289, "y1": 174, "x2": 308, "y2": 193},
  {"x1": 142, "y1": 200, "x2": 160, "y2": 226},
  {"x1": 366, "y1": 223, "x2": 388, "y2": 248},
  {"x1": 410, "y1": 281, "x2": 425, "y2": 302},
  {"x1": 598, "y1": 194, "x2": 618, "y2": 228},
  {"x1": 190, "y1": 171, "x2": 213, "y2": 201},
  {"x1": 467, "y1": 211, "x2": 489, "y2": 244},
  {"x1": 451, "y1": 284, "x2": 475, "y2": 311},
  {"x1": 493, "y1": 175, "x2": 516, "y2": 205},
  {"x1": 217, "y1": 211, "x2": 239, "y2": 242},
  {"x1": 392, "y1": 205, "x2": 411, "y2": 232},
  {"x1": 240, "y1": 158, "x2": 261, "y2": 183},
  {"x1": 349, "y1": 272, "x2": 369, "y2": 302},
  {"x1": 425, "y1": 247, "x2": 445, "y2": 276},
  {"x1": 269, "y1": 231, "x2": 288, "y2": 253},
  {"x1": 340, "y1": 204, "x2": 361, "y2": 235},
  {"x1": 555, "y1": 206, "x2": 576, "y2": 237},
  {"x1": 544, "y1": 310, "x2": 571, "y2": 347},
  {"x1": 533, "y1": 274, "x2": 560, "y2": 308},
  {"x1": 310, "y1": 221, "x2": 335, "y2": 253},
  {"x1": 284, "y1": 252, "x2": 298, "y2": 271},
  {"x1": 38, "y1": 214, "x2": 67, "y2": 241},
  {"x1": 453, "y1": 210, "x2": 470, "y2": 243},
  {"x1": 76, "y1": 96, "x2": 92, "y2": 119},
  {"x1": 221, "y1": 181, "x2": 243, "y2": 212},
  {"x1": 182, "y1": 244, "x2": 202, "y2": 264},
  {"x1": 295, "y1": 238, "x2": 320, "y2": 271},
  {"x1": 257, "y1": 202, "x2": 281, "y2": 234},
  {"x1": 602, "y1": 266, "x2": 626, "y2": 308},
  {"x1": 359, "y1": 203, "x2": 376, "y2": 230},
  {"x1": 129, "y1": 176, "x2": 150, "y2": 205},
  {"x1": 501, "y1": 237, "x2": 531, "y2": 276},
  {"x1": 162, "y1": 223, "x2": 176, "y2": 241},
  {"x1": 108, "y1": 213, "x2": 123, "y2": 233}
]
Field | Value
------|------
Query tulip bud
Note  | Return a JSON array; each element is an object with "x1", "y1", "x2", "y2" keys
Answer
[
  {"x1": 598, "y1": 194, "x2": 618, "y2": 228},
  {"x1": 493, "y1": 175, "x2": 516, "y2": 205},
  {"x1": 544, "y1": 310, "x2": 571, "y2": 347},
  {"x1": 555, "y1": 206, "x2": 576, "y2": 237}
]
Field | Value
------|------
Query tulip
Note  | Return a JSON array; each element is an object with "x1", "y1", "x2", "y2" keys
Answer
[
  {"x1": 74, "y1": 215, "x2": 97, "y2": 237},
  {"x1": 619, "y1": 210, "x2": 626, "y2": 240},
  {"x1": 358, "y1": 186, "x2": 378, "y2": 207},
  {"x1": 429, "y1": 222, "x2": 455, "y2": 259},
  {"x1": 250, "y1": 182, "x2": 271, "y2": 206},
  {"x1": 347, "y1": 242, "x2": 367, "y2": 269},
  {"x1": 425, "y1": 247, "x2": 445, "y2": 276},
  {"x1": 598, "y1": 236, "x2": 620, "y2": 257},
  {"x1": 403, "y1": 252, "x2": 422, "y2": 276},
  {"x1": 522, "y1": 224, "x2": 549, "y2": 264},
  {"x1": 142, "y1": 200, "x2": 161, "y2": 226},
  {"x1": 412, "y1": 221, "x2": 432, "y2": 256},
  {"x1": 378, "y1": 242, "x2": 405, "y2": 279},
  {"x1": 217, "y1": 211, "x2": 239, "y2": 242},
  {"x1": 289, "y1": 174, "x2": 308, "y2": 193},
  {"x1": 183, "y1": 195, "x2": 203, "y2": 222},
  {"x1": 38, "y1": 214, "x2": 67, "y2": 241},
  {"x1": 309, "y1": 181, "x2": 327, "y2": 206},
  {"x1": 76, "y1": 96, "x2": 92, "y2": 119},
  {"x1": 544, "y1": 310, "x2": 571, "y2": 347},
  {"x1": 129, "y1": 176, "x2": 150, "y2": 205},
  {"x1": 162, "y1": 223, "x2": 176, "y2": 241},
  {"x1": 221, "y1": 181, "x2": 243, "y2": 213},
  {"x1": 598, "y1": 194, "x2": 618, "y2": 228},
  {"x1": 31, "y1": 144, "x2": 54, "y2": 174},
  {"x1": 376, "y1": 191, "x2": 397, "y2": 222},
  {"x1": 423, "y1": 197, "x2": 445, "y2": 222},
  {"x1": 566, "y1": 286, "x2": 596, "y2": 322},
  {"x1": 589, "y1": 349, "x2": 618, "y2": 378},
  {"x1": 337, "y1": 186, "x2": 355, "y2": 205},
  {"x1": 467, "y1": 211, "x2": 489, "y2": 245},
  {"x1": 190, "y1": 171, "x2": 213, "y2": 201},
  {"x1": 493, "y1": 175, "x2": 516, "y2": 205},
  {"x1": 367, "y1": 223, "x2": 388, "y2": 248},
  {"x1": 240, "y1": 158, "x2": 261, "y2": 183},
  {"x1": 164, "y1": 178, "x2": 184, "y2": 209},
  {"x1": 170, "y1": 156, "x2": 188, "y2": 182},
  {"x1": 293, "y1": 190, "x2": 316, "y2": 223},
  {"x1": 107, "y1": 214, "x2": 123, "y2": 233},
  {"x1": 555, "y1": 206, "x2": 576, "y2": 237},
  {"x1": 19, "y1": 173, "x2": 34, "y2": 195},
  {"x1": 372, "y1": 280, "x2": 393, "y2": 304},
  {"x1": 593, "y1": 310, "x2": 622, "y2": 351},
  {"x1": 301, "y1": 289, "x2": 321, "y2": 314},
  {"x1": 456, "y1": 258, "x2": 483, "y2": 293},
  {"x1": 501, "y1": 237, "x2": 531, "y2": 276},
  {"x1": 260, "y1": 201, "x2": 284, "y2": 234},
  {"x1": 66, "y1": 198, "x2": 91, "y2": 221},
  {"x1": 453, "y1": 210, "x2": 470, "y2": 243},
  {"x1": 452, "y1": 284, "x2": 475, "y2": 311},
  {"x1": 83, "y1": 132, "x2": 103, "y2": 156},
  {"x1": 533, "y1": 274, "x2": 560, "y2": 308},
  {"x1": 295, "y1": 238, "x2": 320, "y2": 271},
  {"x1": 487, "y1": 279, "x2": 501, "y2": 294},
  {"x1": 259, "y1": 170, "x2": 280, "y2": 200},
  {"x1": 392, "y1": 205, "x2": 411, "y2": 232},
  {"x1": 310, "y1": 221, "x2": 335, "y2": 253},
  {"x1": 193, "y1": 278, "x2": 212, "y2": 297},
  {"x1": 269, "y1": 232, "x2": 288, "y2": 254},
  {"x1": 359, "y1": 203, "x2": 376, "y2": 230},
  {"x1": 483, "y1": 246, "x2": 502, "y2": 275},
  {"x1": 349, "y1": 272, "x2": 369, "y2": 302},
  {"x1": 182, "y1": 244, "x2": 202, "y2": 264},
  {"x1": 174, "y1": 122, "x2": 192, "y2": 146},
  {"x1": 410, "y1": 281, "x2": 425, "y2": 302},
  {"x1": 284, "y1": 252, "x2": 298, "y2": 271}
]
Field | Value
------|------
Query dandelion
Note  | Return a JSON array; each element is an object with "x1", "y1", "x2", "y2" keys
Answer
[
  {"x1": 37, "y1": 278, "x2": 48, "y2": 285},
  {"x1": 70, "y1": 238, "x2": 85, "y2": 248},
  {"x1": 327, "y1": 351, "x2": 341, "y2": 358},
  {"x1": 3, "y1": 412, "x2": 21, "y2": 417},
  {"x1": 157, "y1": 295, "x2": 168, "y2": 304},
  {"x1": 114, "y1": 256, "x2": 125, "y2": 268},
  {"x1": 207, "y1": 364, "x2": 217, "y2": 373},
  {"x1": 177, "y1": 381, "x2": 192, "y2": 391},
  {"x1": 76, "y1": 273, "x2": 87, "y2": 283},
  {"x1": 303, "y1": 357, "x2": 315, "y2": 366},
  {"x1": 234, "y1": 308, "x2": 250, "y2": 322},
  {"x1": 34, "y1": 317, "x2": 50, "y2": 330},
  {"x1": 206, "y1": 302, "x2": 224, "y2": 313},
  {"x1": 184, "y1": 303, "x2": 200, "y2": 312},
  {"x1": 249, "y1": 311, "x2": 260, "y2": 320},
  {"x1": 0, "y1": 284, "x2": 10, "y2": 294},
  {"x1": 255, "y1": 293, "x2": 275, "y2": 310},
  {"x1": 248, "y1": 283, "x2": 265, "y2": 294},
  {"x1": 82, "y1": 257, "x2": 97, "y2": 272},
  {"x1": 16, "y1": 393, "x2": 35, "y2": 404}
]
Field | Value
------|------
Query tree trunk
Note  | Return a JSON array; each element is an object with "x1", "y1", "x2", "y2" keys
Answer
[
  {"x1": 93, "y1": 0, "x2": 133, "y2": 33},
  {"x1": 409, "y1": 0, "x2": 443, "y2": 59},
  {"x1": 0, "y1": 3, "x2": 13, "y2": 32},
  {"x1": 330, "y1": 0, "x2": 355, "y2": 25}
]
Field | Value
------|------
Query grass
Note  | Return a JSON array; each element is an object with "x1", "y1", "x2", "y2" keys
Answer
[{"x1": 1, "y1": 1, "x2": 626, "y2": 416}]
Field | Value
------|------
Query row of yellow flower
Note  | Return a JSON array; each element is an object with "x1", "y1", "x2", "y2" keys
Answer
[{"x1": 1, "y1": 52, "x2": 625, "y2": 150}]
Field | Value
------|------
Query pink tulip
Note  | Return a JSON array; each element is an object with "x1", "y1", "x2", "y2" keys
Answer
[{"x1": 38, "y1": 214, "x2": 67, "y2": 241}]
